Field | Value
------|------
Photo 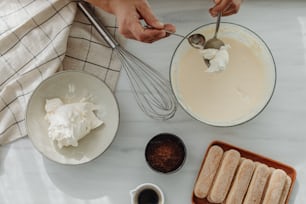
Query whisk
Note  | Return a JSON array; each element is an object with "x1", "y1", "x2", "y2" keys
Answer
[{"x1": 78, "y1": 2, "x2": 177, "y2": 120}]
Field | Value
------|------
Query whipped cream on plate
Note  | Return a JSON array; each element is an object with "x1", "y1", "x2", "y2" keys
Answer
[
  {"x1": 45, "y1": 98, "x2": 103, "y2": 148},
  {"x1": 200, "y1": 44, "x2": 230, "y2": 72}
]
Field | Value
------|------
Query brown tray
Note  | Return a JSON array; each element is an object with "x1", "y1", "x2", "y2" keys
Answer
[{"x1": 192, "y1": 140, "x2": 297, "y2": 204}]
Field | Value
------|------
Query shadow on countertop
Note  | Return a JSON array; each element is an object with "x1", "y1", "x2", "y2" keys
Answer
[{"x1": 0, "y1": 144, "x2": 10, "y2": 176}]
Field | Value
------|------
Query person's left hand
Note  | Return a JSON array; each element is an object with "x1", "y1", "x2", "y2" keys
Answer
[
  {"x1": 87, "y1": 0, "x2": 176, "y2": 43},
  {"x1": 209, "y1": 0, "x2": 243, "y2": 17}
]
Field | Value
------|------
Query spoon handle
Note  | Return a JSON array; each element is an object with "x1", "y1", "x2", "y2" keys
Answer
[
  {"x1": 214, "y1": 12, "x2": 222, "y2": 39},
  {"x1": 144, "y1": 25, "x2": 185, "y2": 38}
]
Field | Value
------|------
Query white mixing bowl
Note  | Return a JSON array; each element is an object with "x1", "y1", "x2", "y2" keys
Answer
[{"x1": 170, "y1": 23, "x2": 276, "y2": 127}]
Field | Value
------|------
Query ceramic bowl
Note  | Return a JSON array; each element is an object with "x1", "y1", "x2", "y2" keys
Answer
[
  {"x1": 145, "y1": 133, "x2": 186, "y2": 174},
  {"x1": 170, "y1": 23, "x2": 276, "y2": 127},
  {"x1": 25, "y1": 70, "x2": 120, "y2": 164},
  {"x1": 130, "y1": 183, "x2": 165, "y2": 204}
]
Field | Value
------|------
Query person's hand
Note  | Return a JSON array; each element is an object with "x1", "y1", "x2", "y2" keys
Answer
[
  {"x1": 86, "y1": 0, "x2": 176, "y2": 43},
  {"x1": 209, "y1": 0, "x2": 243, "y2": 17}
]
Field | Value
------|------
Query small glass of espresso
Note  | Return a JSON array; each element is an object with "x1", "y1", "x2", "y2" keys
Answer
[{"x1": 130, "y1": 183, "x2": 164, "y2": 204}]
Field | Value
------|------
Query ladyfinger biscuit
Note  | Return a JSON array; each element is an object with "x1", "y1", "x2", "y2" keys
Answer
[
  {"x1": 243, "y1": 162, "x2": 271, "y2": 204},
  {"x1": 207, "y1": 149, "x2": 241, "y2": 203},
  {"x1": 225, "y1": 158, "x2": 255, "y2": 204},
  {"x1": 194, "y1": 145, "x2": 224, "y2": 198},
  {"x1": 262, "y1": 169, "x2": 287, "y2": 204},
  {"x1": 279, "y1": 175, "x2": 292, "y2": 204}
]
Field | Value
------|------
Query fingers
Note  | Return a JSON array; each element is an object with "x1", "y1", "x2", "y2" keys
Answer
[
  {"x1": 116, "y1": 1, "x2": 176, "y2": 43},
  {"x1": 222, "y1": 5, "x2": 240, "y2": 16},
  {"x1": 117, "y1": 16, "x2": 168, "y2": 43},
  {"x1": 164, "y1": 24, "x2": 176, "y2": 36},
  {"x1": 210, "y1": 0, "x2": 241, "y2": 17},
  {"x1": 131, "y1": 24, "x2": 176, "y2": 43},
  {"x1": 136, "y1": 0, "x2": 164, "y2": 29},
  {"x1": 107, "y1": 0, "x2": 175, "y2": 43},
  {"x1": 132, "y1": 24, "x2": 167, "y2": 43}
]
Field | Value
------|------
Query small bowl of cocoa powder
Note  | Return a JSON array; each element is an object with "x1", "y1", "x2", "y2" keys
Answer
[{"x1": 145, "y1": 133, "x2": 186, "y2": 173}]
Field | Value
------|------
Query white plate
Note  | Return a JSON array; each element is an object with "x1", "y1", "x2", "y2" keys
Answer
[{"x1": 26, "y1": 70, "x2": 120, "y2": 165}]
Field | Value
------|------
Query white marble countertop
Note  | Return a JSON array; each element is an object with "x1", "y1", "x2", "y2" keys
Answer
[{"x1": 1, "y1": 0, "x2": 306, "y2": 203}]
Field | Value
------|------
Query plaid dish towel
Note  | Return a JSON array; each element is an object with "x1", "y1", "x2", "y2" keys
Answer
[{"x1": 0, "y1": 0, "x2": 122, "y2": 144}]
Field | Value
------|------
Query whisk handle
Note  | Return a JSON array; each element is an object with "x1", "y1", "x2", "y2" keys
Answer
[{"x1": 78, "y1": 1, "x2": 119, "y2": 49}]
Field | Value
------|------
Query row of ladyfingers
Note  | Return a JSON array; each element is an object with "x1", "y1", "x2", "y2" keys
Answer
[{"x1": 194, "y1": 145, "x2": 292, "y2": 204}]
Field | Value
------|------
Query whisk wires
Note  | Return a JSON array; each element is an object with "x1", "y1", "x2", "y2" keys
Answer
[
  {"x1": 77, "y1": 1, "x2": 177, "y2": 120},
  {"x1": 115, "y1": 46, "x2": 177, "y2": 120}
]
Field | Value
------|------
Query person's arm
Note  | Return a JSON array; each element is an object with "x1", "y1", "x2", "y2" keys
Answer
[
  {"x1": 209, "y1": 0, "x2": 243, "y2": 17},
  {"x1": 86, "y1": 0, "x2": 176, "y2": 43}
]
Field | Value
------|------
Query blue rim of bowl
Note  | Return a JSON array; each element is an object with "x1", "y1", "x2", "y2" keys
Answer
[
  {"x1": 169, "y1": 22, "x2": 277, "y2": 127},
  {"x1": 25, "y1": 70, "x2": 120, "y2": 165}
]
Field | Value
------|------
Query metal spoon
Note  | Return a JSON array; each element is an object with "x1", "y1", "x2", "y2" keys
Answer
[
  {"x1": 202, "y1": 12, "x2": 224, "y2": 66},
  {"x1": 145, "y1": 25, "x2": 207, "y2": 49},
  {"x1": 204, "y1": 12, "x2": 224, "y2": 49},
  {"x1": 188, "y1": 33, "x2": 206, "y2": 49},
  {"x1": 187, "y1": 33, "x2": 210, "y2": 66}
]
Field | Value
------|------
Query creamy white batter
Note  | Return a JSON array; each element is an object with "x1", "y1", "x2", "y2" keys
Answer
[
  {"x1": 175, "y1": 37, "x2": 272, "y2": 125},
  {"x1": 200, "y1": 44, "x2": 230, "y2": 72}
]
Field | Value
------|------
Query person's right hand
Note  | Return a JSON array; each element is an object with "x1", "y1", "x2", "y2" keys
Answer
[{"x1": 209, "y1": 0, "x2": 243, "y2": 17}]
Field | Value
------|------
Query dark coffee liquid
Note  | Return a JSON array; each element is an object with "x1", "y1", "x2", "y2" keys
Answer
[{"x1": 138, "y1": 189, "x2": 159, "y2": 204}]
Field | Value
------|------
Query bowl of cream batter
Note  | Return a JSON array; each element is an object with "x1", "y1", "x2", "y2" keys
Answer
[{"x1": 170, "y1": 23, "x2": 276, "y2": 127}]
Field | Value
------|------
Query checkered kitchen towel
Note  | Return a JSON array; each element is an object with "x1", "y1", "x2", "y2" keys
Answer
[{"x1": 0, "y1": 0, "x2": 122, "y2": 144}]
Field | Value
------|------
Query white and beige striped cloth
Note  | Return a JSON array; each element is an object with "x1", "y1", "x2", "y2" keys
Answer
[{"x1": 0, "y1": 0, "x2": 122, "y2": 144}]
